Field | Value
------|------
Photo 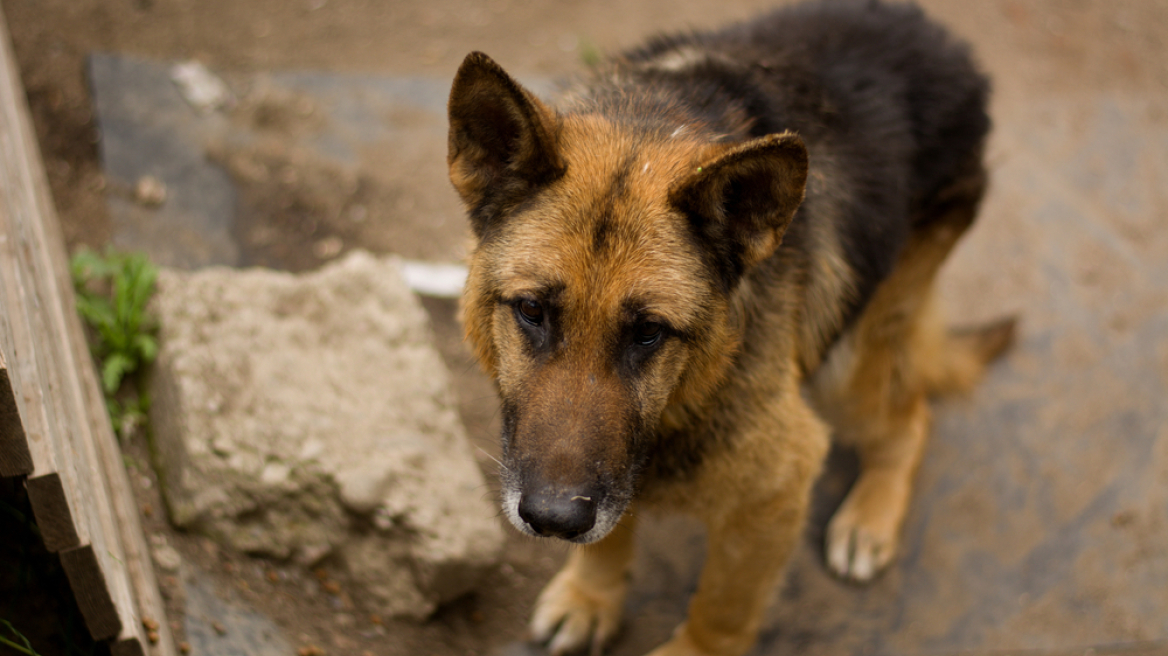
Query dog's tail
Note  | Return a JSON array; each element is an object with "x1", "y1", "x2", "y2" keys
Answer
[{"x1": 919, "y1": 316, "x2": 1017, "y2": 397}]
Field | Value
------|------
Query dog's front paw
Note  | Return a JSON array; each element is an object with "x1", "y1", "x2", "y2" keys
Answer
[
  {"x1": 530, "y1": 566, "x2": 627, "y2": 656},
  {"x1": 825, "y1": 496, "x2": 900, "y2": 582}
]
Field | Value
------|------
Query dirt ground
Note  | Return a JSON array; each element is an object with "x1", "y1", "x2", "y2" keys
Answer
[
  {"x1": 6, "y1": 0, "x2": 1167, "y2": 256},
  {"x1": 2, "y1": 1, "x2": 1167, "y2": 655}
]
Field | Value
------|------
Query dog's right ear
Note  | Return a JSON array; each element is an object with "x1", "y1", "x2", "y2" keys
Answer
[{"x1": 448, "y1": 52, "x2": 564, "y2": 238}]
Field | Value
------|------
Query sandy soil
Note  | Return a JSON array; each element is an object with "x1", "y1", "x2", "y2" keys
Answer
[{"x1": 2, "y1": 0, "x2": 1166, "y2": 655}]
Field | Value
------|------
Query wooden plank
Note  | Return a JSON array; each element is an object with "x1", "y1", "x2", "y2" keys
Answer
[
  {"x1": 0, "y1": 26, "x2": 85, "y2": 555},
  {"x1": 78, "y1": 329, "x2": 177, "y2": 655},
  {"x1": 4, "y1": 35, "x2": 175, "y2": 656},
  {"x1": 24, "y1": 472, "x2": 80, "y2": 550},
  {"x1": 61, "y1": 544, "x2": 123, "y2": 641},
  {"x1": 0, "y1": 0, "x2": 106, "y2": 620},
  {"x1": 57, "y1": 161, "x2": 178, "y2": 655},
  {"x1": 0, "y1": 349, "x2": 33, "y2": 474},
  {"x1": 0, "y1": 6, "x2": 172, "y2": 655}
]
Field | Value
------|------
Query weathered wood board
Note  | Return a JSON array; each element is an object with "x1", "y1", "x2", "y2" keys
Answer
[{"x1": 0, "y1": 7, "x2": 174, "y2": 656}]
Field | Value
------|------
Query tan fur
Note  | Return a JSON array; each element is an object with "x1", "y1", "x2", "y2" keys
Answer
[{"x1": 811, "y1": 169, "x2": 1017, "y2": 579}]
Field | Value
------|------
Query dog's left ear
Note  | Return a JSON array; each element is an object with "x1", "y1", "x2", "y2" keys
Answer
[
  {"x1": 670, "y1": 132, "x2": 808, "y2": 287},
  {"x1": 448, "y1": 52, "x2": 565, "y2": 238}
]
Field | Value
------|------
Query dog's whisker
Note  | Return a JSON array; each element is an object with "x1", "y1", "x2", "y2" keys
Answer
[{"x1": 473, "y1": 444, "x2": 509, "y2": 473}]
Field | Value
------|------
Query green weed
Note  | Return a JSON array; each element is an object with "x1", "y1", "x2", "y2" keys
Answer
[
  {"x1": 579, "y1": 37, "x2": 602, "y2": 67},
  {"x1": 70, "y1": 248, "x2": 159, "y2": 440},
  {"x1": 0, "y1": 619, "x2": 40, "y2": 656}
]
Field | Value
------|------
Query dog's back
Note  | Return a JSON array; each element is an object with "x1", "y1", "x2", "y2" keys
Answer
[{"x1": 569, "y1": 0, "x2": 991, "y2": 364}]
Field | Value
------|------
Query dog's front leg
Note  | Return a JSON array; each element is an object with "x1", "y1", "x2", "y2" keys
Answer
[
  {"x1": 650, "y1": 401, "x2": 828, "y2": 656},
  {"x1": 647, "y1": 496, "x2": 806, "y2": 656},
  {"x1": 531, "y1": 511, "x2": 637, "y2": 655}
]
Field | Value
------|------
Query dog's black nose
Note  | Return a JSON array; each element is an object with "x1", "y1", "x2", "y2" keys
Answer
[{"x1": 518, "y1": 488, "x2": 598, "y2": 540}]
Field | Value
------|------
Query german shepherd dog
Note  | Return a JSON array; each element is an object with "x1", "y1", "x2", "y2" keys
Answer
[{"x1": 447, "y1": 1, "x2": 1014, "y2": 654}]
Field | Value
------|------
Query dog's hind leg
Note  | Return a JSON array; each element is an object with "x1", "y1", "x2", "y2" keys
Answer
[{"x1": 814, "y1": 164, "x2": 1016, "y2": 582}]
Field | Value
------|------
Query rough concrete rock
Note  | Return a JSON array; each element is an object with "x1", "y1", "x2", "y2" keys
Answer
[{"x1": 150, "y1": 251, "x2": 504, "y2": 618}]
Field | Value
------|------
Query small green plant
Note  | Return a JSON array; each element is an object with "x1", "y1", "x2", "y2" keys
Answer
[
  {"x1": 579, "y1": 37, "x2": 602, "y2": 67},
  {"x1": 0, "y1": 619, "x2": 40, "y2": 656},
  {"x1": 70, "y1": 248, "x2": 159, "y2": 440}
]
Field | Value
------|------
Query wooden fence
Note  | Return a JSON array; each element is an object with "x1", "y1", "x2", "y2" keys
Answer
[{"x1": 0, "y1": 7, "x2": 175, "y2": 656}]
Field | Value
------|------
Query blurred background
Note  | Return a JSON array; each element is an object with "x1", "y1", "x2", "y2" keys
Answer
[{"x1": 2, "y1": 1, "x2": 1166, "y2": 655}]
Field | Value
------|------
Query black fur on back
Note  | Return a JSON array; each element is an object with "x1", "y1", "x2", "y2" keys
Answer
[{"x1": 569, "y1": 0, "x2": 990, "y2": 329}]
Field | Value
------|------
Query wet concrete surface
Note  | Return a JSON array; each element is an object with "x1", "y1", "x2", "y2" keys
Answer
[
  {"x1": 90, "y1": 54, "x2": 1168, "y2": 655},
  {"x1": 183, "y1": 572, "x2": 293, "y2": 656}
]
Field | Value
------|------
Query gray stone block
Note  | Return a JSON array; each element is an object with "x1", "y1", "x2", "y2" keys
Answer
[{"x1": 150, "y1": 251, "x2": 505, "y2": 619}]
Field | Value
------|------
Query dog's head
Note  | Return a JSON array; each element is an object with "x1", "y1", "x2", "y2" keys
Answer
[{"x1": 447, "y1": 52, "x2": 807, "y2": 543}]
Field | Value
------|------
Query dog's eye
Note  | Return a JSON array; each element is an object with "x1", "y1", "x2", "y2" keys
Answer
[
  {"x1": 517, "y1": 299, "x2": 545, "y2": 326},
  {"x1": 634, "y1": 321, "x2": 663, "y2": 347}
]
